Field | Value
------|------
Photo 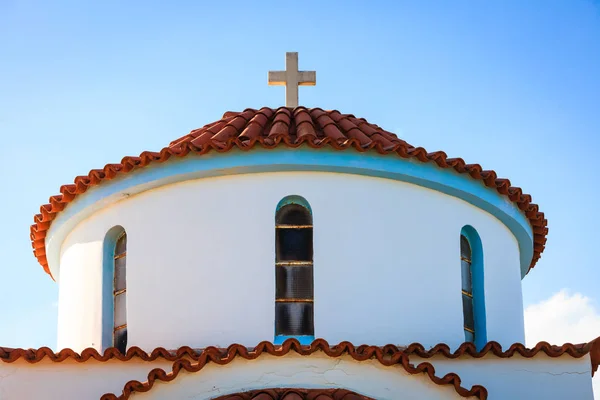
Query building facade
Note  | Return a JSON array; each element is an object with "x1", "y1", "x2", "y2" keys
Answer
[{"x1": 1, "y1": 106, "x2": 598, "y2": 399}]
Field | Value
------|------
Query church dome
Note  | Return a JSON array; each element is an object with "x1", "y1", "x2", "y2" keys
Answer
[
  {"x1": 11, "y1": 49, "x2": 596, "y2": 400},
  {"x1": 31, "y1": 106, "x2": 546, "y2": 278}
]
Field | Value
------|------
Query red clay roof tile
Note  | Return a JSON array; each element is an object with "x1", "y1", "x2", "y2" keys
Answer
[
  {"x1": 96, "y1": 339, "x2": 488, "y2": 400},
  {"x1": 1, "y1": 339, "x2": 594, "y2": 364},
  {"x1": 584, "y1": 336, "x2": 600, "y2": 377},
  {"x1": 31, "y1": 107, "x2": 547, "y2": 278},
  {"x1": 201, "y1": 388, "x2": 373, "y2": 400},
  {"x1": 3, "y1": 338, "x2": 599, "y2": 400}
]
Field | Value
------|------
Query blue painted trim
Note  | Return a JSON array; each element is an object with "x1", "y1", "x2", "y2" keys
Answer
[
  {"x1": 45, "y1": 148, "x2": 534, "y2": 280},
  {"x1": 274, "y1": 335, "x2": 315, "y2": 345},
  {"x1": 102, "y1": 226, "x2": 125, "y2": 351},
  {"x1": 462, "y1": 225, "x2": 487, "y2": 350}
]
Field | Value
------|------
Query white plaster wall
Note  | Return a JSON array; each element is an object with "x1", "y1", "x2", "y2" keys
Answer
[
  {"x1": 0, "y1": 358, "x2": 173, "y2": 400},
  {"x1": 137, "y1": 353, "x2": 460, "y2": 400},
  {"x1": 0, "y1": 353, "x2": 593, "y2": 399},
  {"x1": 424, "y1": 354, "x2": 595, "y2": 400},
  {"x1": 55, "y1": 172, "x2": 524, "y2": 352},
  {"x1": 0, "y1": 355, "x2": 460, "y2": 400},
  {"x1": 57, "y1": 239, "x2": 105, "y2": 351}
]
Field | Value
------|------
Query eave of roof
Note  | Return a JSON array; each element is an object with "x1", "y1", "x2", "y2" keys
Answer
[
  {"x1": 2, "y1": 338, "x2": 598, "y2": 400},
  {"x1": 31, "y1": 107, "x2": 547, "y2": 278},
  {"x1": 2, "y1": 339, "x2": 594, "y2": 364},
  {"x1": 99, "y1": 339, "x2": 487, "y2": 400}
]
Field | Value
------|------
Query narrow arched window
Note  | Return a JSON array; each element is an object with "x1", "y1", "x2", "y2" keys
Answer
[
  {"x1": 113, "y1": 232, "x2": 127, "y2": 353},
  {"x1": 460, "y1": 226, "x2": 487, "y2": 349},
  {"x1": 460, "y1": 234, "x2": 475, "y2": 343},
  {"x1": 275, "y1": 197, "x2": 314, "y2": 341}
]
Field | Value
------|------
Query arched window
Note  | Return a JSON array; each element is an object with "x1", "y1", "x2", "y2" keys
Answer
[
  {"x1": 460, "y1": 226, "x2": 487, "y2": 349},
  {"x1": 113, "y1": 231, "x2": 127, "y2": 353},
  {"x1": 275, "y1": 196, "x2": 314, "y2": 342},
  {"x1": 460, "y1": 235, "x2": 475, "y2": 343}
]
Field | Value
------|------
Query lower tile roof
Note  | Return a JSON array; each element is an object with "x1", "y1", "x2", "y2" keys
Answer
[
  {"x1": 2, "y1": 337, "x2": 598, "y2": 400},
  {"x1": 211, "y1": 388, "x2": 372, "y2": 400},
  {"x1": 1, "y1": 338, "x2": 595, "y2": 364},
  {"x1": 98, "y1": 340, "x2": 487, "y2": 400},
  {"x1": 31, "y1": 107, "x2": 547, "y2": 278}
]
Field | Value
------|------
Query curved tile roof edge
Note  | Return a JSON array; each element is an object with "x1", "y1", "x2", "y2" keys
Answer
[
  {"x1": 210, "y1": 388, "x2": 374, "y2": 400},
  {"x1": 32, "y1": 106, "x2": 547, "y2": 278},
  {"x1": 4, "y1": 338, "x2": 598, "y2": 399},
  {"x1": 98, "y1": 340, "x2": 488, "y2": 400},
  {"x1": 1, "y1": 338, "x2": 596, "y2": 368}
]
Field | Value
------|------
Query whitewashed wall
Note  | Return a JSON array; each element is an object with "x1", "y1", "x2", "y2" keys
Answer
[
  {"x1": 0, "y1": 353, "x2": 593, "y2": 399},
  {"x1": 0, "y1": 357, "x2": 173, "y2": 400},
  {"x1": 136, "y1": 353, "x2": 462, "y2": 400},
  {"x1": 55, "y1": 172, "x2": 524, "y2": 352},
  {"x1": 423, "y1": 355, "x2": 595, "y2": 400}
]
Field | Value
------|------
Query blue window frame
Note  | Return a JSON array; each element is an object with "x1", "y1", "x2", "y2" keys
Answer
[
  {"x1": 460, "y1": 226, "x2": 487, "y2": 349},
  {"x1": 102, "y1": 226, "x2": 128, "y2": 353}
]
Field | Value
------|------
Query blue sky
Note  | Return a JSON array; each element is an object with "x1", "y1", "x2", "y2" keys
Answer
[{"x1": 0, "y1": 0, "x2": 599, "y2": 362}]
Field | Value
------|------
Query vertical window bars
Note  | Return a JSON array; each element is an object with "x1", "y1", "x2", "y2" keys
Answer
[{"x1": 275, "y1": 203, "x2": 314, "y2": 337}]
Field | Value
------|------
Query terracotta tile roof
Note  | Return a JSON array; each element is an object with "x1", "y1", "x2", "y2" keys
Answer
[
  {"x1": 586, "y1": 336, "x2": 600, "y2": 377},
  {"x1": 32, "y1": 107, "x2": 547, "y2": 278},
  {"x1": 211, "y1": 388, "x2": 373, "y2": 400},
  {"x1": 2, "y1": 339, "x2": 594, "y2": 364},
  {"x1": 97, "y1": 340, "x2": 488, "y2": 400},
  {"x1": 2, "y1": 338, "x2": 599, "y2": 400}
]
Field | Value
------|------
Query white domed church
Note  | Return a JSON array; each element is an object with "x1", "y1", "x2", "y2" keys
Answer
[{"x1": 0, "y1": 53, "x2": 598, "y2": 399}]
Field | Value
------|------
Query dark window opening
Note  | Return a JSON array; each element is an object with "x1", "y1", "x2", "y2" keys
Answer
[
  {"x1": 276, "y1": 265, "x2": 314, "y2": 299},
  {"x1": 275, "y1": 302, "x2": 314, "y2": 336},
  {"x1": 276, "y1": 204, "x2": 313, "y2": 226},
  {"x1": 114, "y1": 328, "x2": 127, "y2": 354},
  {"x1": 275, "y1": 201, "x2": 314, "y2": 337},
  {"x1": 276, "y1": 228, "x2": 313, "y2": 261}
]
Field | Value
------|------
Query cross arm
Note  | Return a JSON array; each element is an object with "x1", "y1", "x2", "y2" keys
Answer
[
  {"x1": 298, "y1": 71, "x2": 316, "y2": 86},
  {"x1": 268, "y1": 71, "x2": 287, "y2": 86}
]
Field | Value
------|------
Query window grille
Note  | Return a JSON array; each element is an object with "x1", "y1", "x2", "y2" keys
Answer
[{"x1": 275, "y1": 202, "x2": 314, "y2": 336}]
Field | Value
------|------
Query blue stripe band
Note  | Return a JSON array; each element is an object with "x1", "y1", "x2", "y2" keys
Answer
[{"x1": 46, "y1": 148, "x2": 533, "y2": 280}]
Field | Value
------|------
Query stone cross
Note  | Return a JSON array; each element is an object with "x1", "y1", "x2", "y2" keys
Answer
[{"x1": 268, "y1": 52, "x2": 316, "y2": 107}]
